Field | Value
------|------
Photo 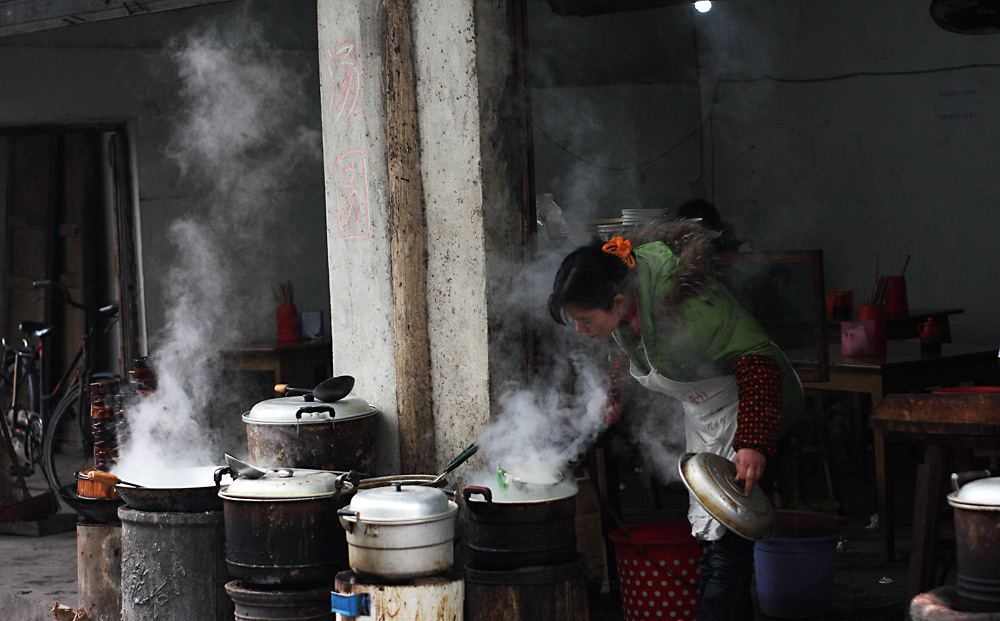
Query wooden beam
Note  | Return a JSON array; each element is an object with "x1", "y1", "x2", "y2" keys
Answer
[
  {"x1": 385, "y1": 0, "x2": 435, "y2": 474},
  {"x1": 0, "y1": 0, "x2": 237, "y2": 37}
]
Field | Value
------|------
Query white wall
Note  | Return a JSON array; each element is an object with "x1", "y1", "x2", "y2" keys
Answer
[
  {"x1": 0, "y1": 0, "x2": 330, "y2": 347},
  {"x1": 528, "y1": 0, "x2": 1000, "y2": 347}
]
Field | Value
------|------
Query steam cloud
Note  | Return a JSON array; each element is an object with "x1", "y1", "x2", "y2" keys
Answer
[
  {"x1": 467, "y1": 227, "x2": 688, "y2": 496},
  {"x1": 115, "y1": 10, "x2": 321, "y2": 481}
]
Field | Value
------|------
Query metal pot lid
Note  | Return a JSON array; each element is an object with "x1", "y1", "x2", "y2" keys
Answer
[
  {"x1": 948, "y1": 476, "x2": 1000, "y2": 509},
  {"x1": 219, "y1": 468, "x2": 353, "y2": 501},
  {"x1": 678, "y1": 452, "x2": 772, "y2": 541},
  {"x1": 242, "y1": 395, "x2": 374, "y2": 423},
  {"x1": 346, "y1": 483, "x2": 456, "y2": 523}
]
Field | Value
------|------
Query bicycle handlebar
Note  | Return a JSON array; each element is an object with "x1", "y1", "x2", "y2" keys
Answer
[{"x1": 32, "y1": 280, "x2": 118, "y2": 317}]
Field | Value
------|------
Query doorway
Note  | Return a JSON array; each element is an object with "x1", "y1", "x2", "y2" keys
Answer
[{"x1": 1, "y1": 125, "x2": 143, "y2": 384}]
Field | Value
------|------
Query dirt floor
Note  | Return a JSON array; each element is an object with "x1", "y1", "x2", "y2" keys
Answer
[{"x1": 0, "y1": 406, "x2": 964, "y2": 620}]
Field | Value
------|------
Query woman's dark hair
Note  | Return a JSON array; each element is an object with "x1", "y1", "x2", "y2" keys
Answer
[{"x1": 548, "y1": 238, "x2": 633, "y2": 324}]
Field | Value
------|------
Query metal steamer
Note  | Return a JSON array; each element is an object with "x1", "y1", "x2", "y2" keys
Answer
[
  {"x1": 331, "y1": 482, "x2": 464, "y2": 620},
  {"x1": 947, "y1": 470, "x2": 1000, "y2": 613}
]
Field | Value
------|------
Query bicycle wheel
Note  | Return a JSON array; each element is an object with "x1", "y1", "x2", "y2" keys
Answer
[
  {"x1": 0, "y1": 356, "x2": 34, "y2": 476},
  {"x1": 41, "y1": 383, "x2": 92, "y2": 490}
]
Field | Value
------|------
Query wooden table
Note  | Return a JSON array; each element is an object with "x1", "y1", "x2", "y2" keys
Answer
[
  {"x1": 870, "y1": 393, "x2": 1000, "y2": 596},
  {"x1": 787, "y1": 341, "x2": 998, "y2": 405},
  {"x1": 217, "y1": 337, "x2": 332, "y2": 386},
  {"x1": 785, "y1": 341, "x2": 1000, "y2": 561}
]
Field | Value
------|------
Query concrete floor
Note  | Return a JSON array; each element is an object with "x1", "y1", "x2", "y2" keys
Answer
[{"x1": 0, "y1": 425, "x2": 950, "y2": 621}]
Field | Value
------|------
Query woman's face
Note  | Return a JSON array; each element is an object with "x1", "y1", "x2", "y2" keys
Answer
[{"x1": 564, "y1": 294, "x2": 628, "y2": 339}]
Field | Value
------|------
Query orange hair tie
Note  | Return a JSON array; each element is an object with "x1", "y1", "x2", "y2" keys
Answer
[{"x1": 602, "y1": 236, "x2": 636, "y2": 268}]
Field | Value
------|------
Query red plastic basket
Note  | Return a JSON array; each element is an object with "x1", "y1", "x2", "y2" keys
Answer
[{"x1": 609, "y1": 521, "x2": 702, "y2": 620}]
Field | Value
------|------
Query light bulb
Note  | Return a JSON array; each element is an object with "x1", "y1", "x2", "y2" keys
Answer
[{"x1": 694, "y1": 1, "x2": 712, "y2": 13}]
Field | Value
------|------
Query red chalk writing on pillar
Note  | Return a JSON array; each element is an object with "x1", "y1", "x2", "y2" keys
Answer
[
  {"x1": 325, "y1": 40, "x2": 362, "y2": 123},
  {"x1": 334, "y1": 149, "x2": 370, "y2": 240}
]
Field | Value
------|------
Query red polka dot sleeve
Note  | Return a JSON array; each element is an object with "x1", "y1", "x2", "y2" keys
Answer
[{"x1": 730, "y1": 354, "x2": 782, "y2": 456}]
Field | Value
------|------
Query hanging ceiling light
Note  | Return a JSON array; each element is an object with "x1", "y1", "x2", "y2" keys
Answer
[{"x1": 694, "y1": 1, "x2": 713, "y2": 12}]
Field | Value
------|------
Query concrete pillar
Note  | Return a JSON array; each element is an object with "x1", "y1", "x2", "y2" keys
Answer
[{"x1": 317, "y1": 0, "x2": 529, "y2": 475}]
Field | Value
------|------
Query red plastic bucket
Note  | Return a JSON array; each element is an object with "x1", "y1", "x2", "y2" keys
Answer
[{"x1": 609, "y1": 521, "x2": 701, "y2": 620}]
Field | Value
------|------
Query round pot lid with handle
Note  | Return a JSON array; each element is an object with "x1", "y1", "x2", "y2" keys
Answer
[
  {"x1": 219, "y1": 468, "x2": 353, "y2": 501},
  {"x1": 242, "y1": 395, "x2": 375, "y2": 424},
  {"x1": 678, "y1": 452, "x2": 772, "y2": 541},
  {"x1": 346, "y1": 483, "x2": 456, "y2": 524},
  {"x1": 948, "y1": 471, "x2": 1000, "y2": 510}
]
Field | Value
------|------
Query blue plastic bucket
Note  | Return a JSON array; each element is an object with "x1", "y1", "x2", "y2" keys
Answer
[{"x1": 754, "y1": 534, "x2": 839, "y2": 619}]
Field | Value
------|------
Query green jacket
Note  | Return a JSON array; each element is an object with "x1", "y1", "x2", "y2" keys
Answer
[{"x1": 612, "y1": 241, "x2": 804, "y2": 437}]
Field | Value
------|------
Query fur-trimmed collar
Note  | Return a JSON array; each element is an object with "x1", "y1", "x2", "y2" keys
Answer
[{"x1": 629, "y1": 219, "x2": 718, "y2": 309}]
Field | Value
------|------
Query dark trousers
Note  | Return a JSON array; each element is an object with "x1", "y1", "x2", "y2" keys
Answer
[
  {"x1": 695, "y1": 448, "x2": 782, "y2": 621},
  {"x1": 697, "y1": 529, "x2": 756, "y2": 621}
]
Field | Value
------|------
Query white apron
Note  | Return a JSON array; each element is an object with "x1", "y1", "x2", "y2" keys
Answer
[{"x1": 624, "y1": 343, "x2": 739, "y2": 542}]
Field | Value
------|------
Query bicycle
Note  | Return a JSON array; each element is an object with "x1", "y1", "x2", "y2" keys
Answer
[
  {"x1": 0, "y1": 325, "x2": 49, "y2": 479},
  {"x1": 24, "y1": 280, "x2": 120, "y2": 492}
]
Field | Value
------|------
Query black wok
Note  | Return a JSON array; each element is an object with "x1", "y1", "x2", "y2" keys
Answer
[
  {"x1": 114, "y1": 465, "x2": 232, "y2": 513},
  {"x1": 115, "y1": 484, "x2": 224, "y2": 512},
  {"x1": 58, "y1": 483, "x2": 123, "y2": 523}
]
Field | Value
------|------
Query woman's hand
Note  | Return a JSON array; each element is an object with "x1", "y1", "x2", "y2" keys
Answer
[
  {"x1": 733, "y1": 448, "x2": 767, "y2": 496},
  {"x1": 604, "y1": 400, "x2": 623, "y2": 426}
]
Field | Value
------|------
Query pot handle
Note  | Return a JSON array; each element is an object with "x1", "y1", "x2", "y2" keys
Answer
[
  {"x1": 214, "y1": 466, "x2": 234, "y2": 486},
  {"x1": 338, "y1": 508, "x2": 360, "y2": 533},
  {"x1": 462, "y1": 485, "x2": 492, "y2": 504},
  {"x1": 295, "y1": 405, "x2": 337, "y2": 420},
  {"x1": 951, "y1": 469, "x2": 992, "y2": 492}
]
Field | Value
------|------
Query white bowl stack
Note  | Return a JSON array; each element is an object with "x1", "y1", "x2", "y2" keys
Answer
[{"x1": 621, "y1": 208, "x2": 669, "y2": 227}]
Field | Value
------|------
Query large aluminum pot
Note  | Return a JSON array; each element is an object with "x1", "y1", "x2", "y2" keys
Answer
[
  {"x1": 218, "y1": 468, "x2": 354, "y2": 586},
  {"x1": 462, "y1": 482, "x2": 578, "y2": 569},
  {"x1": 338, "y1": 483, "x2": 458, "y2": 581},
  {"x1": 243, "y1": 394, "x2": 376, "y2": 474},
  {"x1": 947, "y1": 470, "x2": 1000, "y2": 613}
]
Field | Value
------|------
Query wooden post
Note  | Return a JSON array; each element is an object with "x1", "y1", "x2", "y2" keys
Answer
[{"x1": 385, "y1": 0, "x2": 435, "y2": 474}]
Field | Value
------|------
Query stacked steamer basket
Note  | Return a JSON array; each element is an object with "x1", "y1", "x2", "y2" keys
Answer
[
  {"x1": 331, "y1": 483, "x2": 464, "y2": 620},
  {"x1": 460, "y1": 466, "x2": 590, "y2": 620},
  {"x1": 222, "y1": 377, "x2": 377, "y2": 620},
  {"x1": 73, "y1": 378, "x2": 122, "y2": 621}
]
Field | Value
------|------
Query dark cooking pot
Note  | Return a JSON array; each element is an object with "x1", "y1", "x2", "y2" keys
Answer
[
  {"x1": 243, "y1": 395, "x2": 376, "y2": 474},
  {"x1": 339, "y1": 483, "x2": 458, "y2": 580},
  {"x1": 219, "y1": 468, "x2": 354, "y2": 586},
  {"x1": 462, "y1": 484, "x2": 577, "y2": 569},
  {"x1": 947, "y1": 470, "x2": 1000, "y2": 612}
]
